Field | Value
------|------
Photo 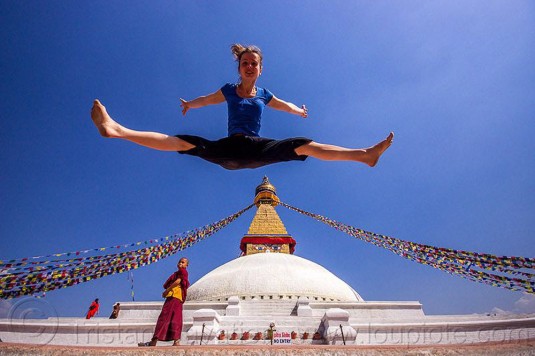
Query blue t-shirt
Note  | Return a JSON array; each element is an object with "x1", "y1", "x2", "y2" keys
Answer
[{"x1": 221, "y1": 83, "x2": 274, "y2": 137}]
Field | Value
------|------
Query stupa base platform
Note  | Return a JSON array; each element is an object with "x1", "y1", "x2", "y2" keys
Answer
[{"x1": 1, "y1": 300, "x2": 535, "y2": 348}]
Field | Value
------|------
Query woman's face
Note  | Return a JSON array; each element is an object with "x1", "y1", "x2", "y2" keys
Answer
[{"x1": 239, "y1": 52, "x2": 262, "y2": 81}]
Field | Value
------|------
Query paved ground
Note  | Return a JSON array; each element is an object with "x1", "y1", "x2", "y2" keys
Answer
[{"x1": 1, "y1": 341, "x2": 534, "y2": 356}]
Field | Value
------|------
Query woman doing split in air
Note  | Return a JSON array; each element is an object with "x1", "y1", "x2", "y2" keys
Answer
[{"x1": 91, "y1": 44, "x2": 394, "y2": 170}]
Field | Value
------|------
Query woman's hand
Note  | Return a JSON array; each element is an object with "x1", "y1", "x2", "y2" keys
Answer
[
  {"x1": 179, "y1": 90, "x2": 224, "y2": 116},
  {"x1": 180, "y1": 98, "x2": 190, "y2": 116},
  {"x1": 268, "y1": 96, "x2": 308, "y2": 118},
  {"x1": 300, "y1": 105, "x2": 308, "y2": 118}
]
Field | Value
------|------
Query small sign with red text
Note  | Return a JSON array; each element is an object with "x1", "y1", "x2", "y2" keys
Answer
[{"x1": 273, "y1": 331, "x2": 292, "y2": 344}]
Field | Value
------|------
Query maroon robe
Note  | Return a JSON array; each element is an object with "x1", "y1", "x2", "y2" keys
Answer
[{"x1": 153, "y1": 267, "x2": 189, "y2": 341}]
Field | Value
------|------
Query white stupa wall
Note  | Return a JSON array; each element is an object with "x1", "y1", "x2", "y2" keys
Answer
[{"x1": 2, "y1": 298, "x2": 534, "y2": 347}]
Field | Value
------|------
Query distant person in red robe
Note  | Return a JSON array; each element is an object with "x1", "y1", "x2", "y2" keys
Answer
[
  {"x1": 139, "y1": 257, "x2": 190, "y2": 347},
  {"x1": 85, "y1": 298, "x2": 99, "y2": 319}
]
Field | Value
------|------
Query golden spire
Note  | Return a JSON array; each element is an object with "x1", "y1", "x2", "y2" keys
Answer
[
  {"x1": 241, "y1": 177, "x2": 295, "y2": 255},
  {"x1": 253, "y1": 176, "x2": 280, "y2": 207}
]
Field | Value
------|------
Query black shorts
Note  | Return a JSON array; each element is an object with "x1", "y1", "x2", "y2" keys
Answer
[{"x1": 176, "y1": 135, "x2": 312, "y2": 170}]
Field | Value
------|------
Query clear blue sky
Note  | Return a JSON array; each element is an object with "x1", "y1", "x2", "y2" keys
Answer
[{"x1": 1, "y1": 1, "x2": 534, "y2": 318}]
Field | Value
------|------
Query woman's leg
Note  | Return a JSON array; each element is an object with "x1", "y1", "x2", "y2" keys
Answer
[
  {"x1": 91, "y1": 100, "x2": 195, "y2": 152},
  {"x1": 295, "y1": 132, "x2": 394, "y2": 167}
]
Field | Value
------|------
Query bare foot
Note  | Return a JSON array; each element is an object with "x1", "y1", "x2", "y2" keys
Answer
[
  {"x1": 172, "y1": 341, "x2": 180, "y2": 346},
  {"x1": 91, "y1": 99, "x2": 122, "y2": 138},
  {"x1": 366, "y1": 132, "x2": 394, "y2": 167}
]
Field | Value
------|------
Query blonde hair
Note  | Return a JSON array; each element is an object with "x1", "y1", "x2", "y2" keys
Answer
[{"x1": 230, "y1": 43, "x2": 263, "y2": 68}]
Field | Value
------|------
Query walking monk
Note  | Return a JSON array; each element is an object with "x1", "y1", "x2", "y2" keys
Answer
[{"x1": 139, "y1": 257, "x2": 190, "y2": 346}]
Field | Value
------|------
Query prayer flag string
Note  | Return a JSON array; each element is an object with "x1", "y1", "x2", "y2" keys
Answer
[
  {"x1": 128, "y1": 271, "x2": 135, "y2": 301},
  {"x1": 280, "y1": 201, "x2": 534, "y2": 294},
  {"x1": 0, "y1": 204, "x2": 253, "y2": 299}
]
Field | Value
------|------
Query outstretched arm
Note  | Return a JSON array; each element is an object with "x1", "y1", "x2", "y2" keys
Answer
[
  {"x1": 180, "y1": 90, "x2": 225, "y2": 116},
  {"x1": 267, "y1": 96, "x2": 308, "y2": 118}
]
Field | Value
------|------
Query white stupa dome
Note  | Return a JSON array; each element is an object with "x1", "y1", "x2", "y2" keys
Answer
[{"x1": 187, "y1": 253, "x2": 363, "y2": 302}]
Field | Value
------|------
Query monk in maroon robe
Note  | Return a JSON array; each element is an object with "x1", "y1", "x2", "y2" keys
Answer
[{"x1": 139, "y1": 257, "x2": 190, "y2": 346}]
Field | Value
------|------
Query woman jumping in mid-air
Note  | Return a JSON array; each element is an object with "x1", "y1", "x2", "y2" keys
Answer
[{"x1": 91, "y1": 44, "x2": 394, "y2": 170}]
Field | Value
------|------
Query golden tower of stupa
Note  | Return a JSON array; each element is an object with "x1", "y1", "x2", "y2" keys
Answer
[{"x1": 239, "y1": 176, "x2": 296, "y2": 255}]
